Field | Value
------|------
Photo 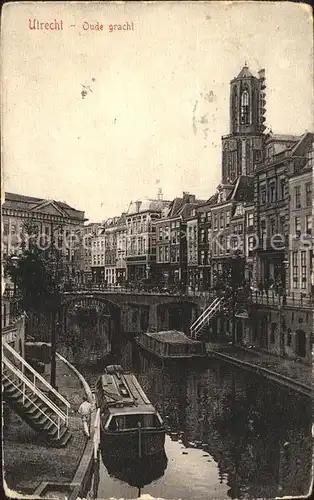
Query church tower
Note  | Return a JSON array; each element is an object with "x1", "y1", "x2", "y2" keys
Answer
[{"x1": 221, "y1": 64, "x2": 266, "y2": 184}]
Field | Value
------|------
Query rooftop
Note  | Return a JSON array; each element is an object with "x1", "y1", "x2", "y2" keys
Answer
[
  {"x1": 127, "y1": 198, "x2": 171, "y2": 215},
  {"x1": 3, "y1": 192, "x2": 85, "y2": 221},
  {"x1": 236, "y1": 64, "x2": 254, "y2": 79}
]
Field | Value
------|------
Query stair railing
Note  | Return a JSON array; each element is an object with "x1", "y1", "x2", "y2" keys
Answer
[
  {"x1": 3, "y1": 356, "x2": 66, "y2": 439},
  {"x1": 190, "y1": 297, "x2": 224, "y2": 339},
  {"x1": 191, "y1": 297, "x2": 221, "y2": 330},
  {"x1": 3, "y1": 340, "x2": 70, "y2": 425}
]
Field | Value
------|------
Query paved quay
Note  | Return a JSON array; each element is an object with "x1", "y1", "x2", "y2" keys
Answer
[
  {"x1": 209, "y1": 345, "x2": 313, "y2": 390},
  {"x1": 3, "y1": 356, "x2": 91, "y2": 497}
]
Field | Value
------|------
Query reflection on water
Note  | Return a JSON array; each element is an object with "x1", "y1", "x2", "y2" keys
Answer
[
  {"x1": 82, "y1": 340, "x2": 312, "y2": 499},
  {"x1": 100, "y1": 447, "x2": 168, "y2": 489}
]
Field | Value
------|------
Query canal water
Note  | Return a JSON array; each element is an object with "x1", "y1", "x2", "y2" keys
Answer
[{"x1": 81, "y1": 341, "x2": 312, "y2": 500}]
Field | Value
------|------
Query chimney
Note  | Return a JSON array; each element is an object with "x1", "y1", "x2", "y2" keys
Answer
[
  {"x1": 183, "y1": 192, "x2": 195, "y2": 203},
  {"x1": 135, "y1": 200, "x2": 141, "y2": 213}
]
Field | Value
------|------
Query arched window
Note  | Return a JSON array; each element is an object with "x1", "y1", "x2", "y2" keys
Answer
[
  {"x1": 232, "y1": 88, "x2": 238, "y2": 124},
  {"x1": 240, "y1": 89, "x2": 250, "y2": 124}
]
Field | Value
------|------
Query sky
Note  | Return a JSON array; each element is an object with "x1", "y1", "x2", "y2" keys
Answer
[{"x1": 1, "y1": 1, "x2": 313, "y2": 222}]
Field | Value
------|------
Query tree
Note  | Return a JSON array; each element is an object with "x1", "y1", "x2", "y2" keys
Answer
[
  {"x1": 212, "y1": 251, "x2": 251, "y2": 345},
  {"x1": 5, "y1": 242, "x2": 68, "y2": 388}
]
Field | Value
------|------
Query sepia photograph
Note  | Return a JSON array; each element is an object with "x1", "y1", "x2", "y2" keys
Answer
[{"x1": 1, "y1": 1, "x2": 313, "y2": 499}]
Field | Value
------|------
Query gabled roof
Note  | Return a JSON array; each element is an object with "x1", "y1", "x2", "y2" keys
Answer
[
  {"x1": 167, "y1": 197, "x2": 184, "y2": 217},
  {"x1": 229, "y1": 175, "x2": 254, "y2": 202},
  {"x1": 3, "y1": 192, "x2": 85, "y2": 221},
  {"x1": 206, "y1": 192, "x2": 219, "y2": 205},
  {"x1": 175, "y1": 202, "x2": 204, "y2": 219},
  {"x1": 290, "y1": 131, "x2": 314, "y2": 156}
]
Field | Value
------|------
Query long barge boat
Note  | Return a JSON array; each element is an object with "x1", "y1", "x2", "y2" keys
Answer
[{"x1": 95, "y1": 365, "x2": 166, "y2": 458}]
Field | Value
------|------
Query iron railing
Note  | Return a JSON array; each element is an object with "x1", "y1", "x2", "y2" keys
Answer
[
  {"x1": 3, "y1": 340, "x2": 70, "y2": 426},
  {"x1": 2, "y1": 355, "x2": 68, "y2": 439},
  {"x1": 250, "y1": 290, "x2": 313, "y2": 309},
  {"x1": 65, "y1": 283, "x2": 313, "y2": 309},
  {"x1": 64, "y1": 282, "x2": 217, "y2": 299},
  {"x1": 190, "y1": 297, "x2": 224, "y2": 339}
]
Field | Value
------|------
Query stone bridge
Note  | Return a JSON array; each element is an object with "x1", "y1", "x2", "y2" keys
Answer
[{"x1": 61, "y1": 290, "x2": 201, "y2": 338}]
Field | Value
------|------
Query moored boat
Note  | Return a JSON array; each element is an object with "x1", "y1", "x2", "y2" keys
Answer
[
  {"x1": 135, "y1": 330, "x2": 206, "y2": 359},
  {"x1": 95, "y1": 365, "x2": 166, "y2": 458}
]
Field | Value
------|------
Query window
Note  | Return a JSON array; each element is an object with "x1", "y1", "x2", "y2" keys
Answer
[
  {"x1": 200, "y1": 229, "x2": 205, "y2": 243},
  {"x1": 279, "y1": 177, "x2": 285, "y2": 200},
  {"x1": 247, "y1": 213, "x2": 254, "y2": 228},
  {"x1": 207, "y1": 228, "x2": 211, "y2": 243},
  {"x1": 200, "y1": 250, "x2": 205, "y2": 265},
  {"x1": 240, "y1": 90, "x2": 250, "y2": 124},
  {"x1": 306, "y1": 145, "x2": 314, "y2": 169},
  {"x1": 279, "y1": 216, "x2": 285, "y2": 235},
  {"x1": 158, "y1": 227, "x2": 163, "y2": 241},
  {"x1": 295, "y1": 217, "x2": 301, "y2": 236},
  {"x1": 260, "y1": 219, "x2": 266, "y2": 244},
  {"x1": 305, "y1": 182, "x2": 312, "y2": 207},
  {"x1": 226, "y1": 211, "x2": 230, "y2": 227},
  {"x1": 306, "y1": 215, "x2": 312, "y2": 235},
  {"x1": 165, "y1": 226, "x2": 169, "y2": 240},
  {"x1": 175, "y1": 248, "x2": 180, "y2": 262},
  {"x1": 220, "y1": 213, "x2": 225, "y2": 229},
  {"x1": 232, "y1": 238, "x2": 239, "y2": 250},
  {"x1": 158, "y1": 246, "x2": 163, "y2": 262},
  {"x1": 301, "y1": 251, "x2": 307, "y2": 289},
  {"x1": 253, "y1": 149, "x2": 261, "y2": 164},
  {"x1": 269, "y1": 181, "x2": 276, "y2": 203},
  {"x1": 292, "y1": 252, "x2": 298, "y2": 288},
  {"x1": 213, "y1": 214, "x2": 218, "y2": 230},
  {"x1": 219, "y1": 235, "x2": 224, "y2": 254},
  {"x1": 248, "y1": 236, "x2": 255, "y2": 253},
  {"x1": 260, "y1": 184, "x2": 267, "y2": 204},
  {"x1": 269, "y1": 219, "x2": 276, "y2": 237},
  {"x1": 294, "y1": 186, "x2": 301, "y2": 208},
  {"x1": 165, "y1": 246, "x2": 169, "y2": 262}
]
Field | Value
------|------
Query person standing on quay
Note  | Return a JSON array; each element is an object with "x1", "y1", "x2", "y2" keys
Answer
[{"x1": 78, "y1": 395, "x2": 92, "y2": 438}]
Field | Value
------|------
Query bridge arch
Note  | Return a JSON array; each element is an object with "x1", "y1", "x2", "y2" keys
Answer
[{"x1": 59, "y1": 294, "x2": 122, "y2": 364}]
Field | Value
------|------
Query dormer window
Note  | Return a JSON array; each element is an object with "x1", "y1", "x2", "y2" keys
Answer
[{"x1": 240, "y1": 90, "x2": 250, "y2": 124}]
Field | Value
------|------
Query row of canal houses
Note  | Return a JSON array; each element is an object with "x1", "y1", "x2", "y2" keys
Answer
[{"x1": 87, "y1": 64, "x2": 313, "y2": 363}]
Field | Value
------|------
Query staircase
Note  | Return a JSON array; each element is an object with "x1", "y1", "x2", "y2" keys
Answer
[
  {"x1": 2, "y1": 341, "x2": 72, "y2": 447},
  {"x1": 190, "y1": 297, "x2": 225, "y2": 339}
]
